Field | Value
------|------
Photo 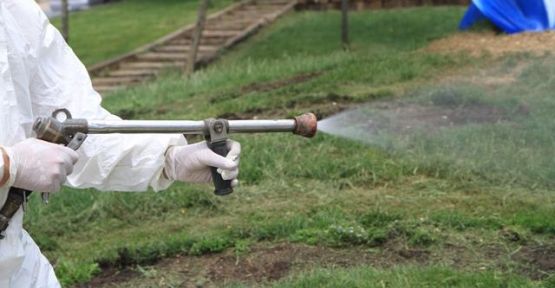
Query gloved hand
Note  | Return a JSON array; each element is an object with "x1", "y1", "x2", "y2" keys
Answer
[
  {"x1": 10, "y1": 138, "x2": 79, "y2": 193},
  {"x1": 164, "y1": 140, "x2": 240, "y2": 186}
]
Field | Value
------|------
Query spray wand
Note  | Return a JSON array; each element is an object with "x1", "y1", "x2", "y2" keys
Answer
[{"x1": 30, "y1": 109, "x2": 317, "y2": 200}]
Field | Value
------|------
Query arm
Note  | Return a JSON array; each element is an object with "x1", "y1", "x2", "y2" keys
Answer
[
  {"x1": 16, "y1": 0, "x2": 239, "y2": 193},
  {"x1": 26, "y1": 2, "x2": 185, "y2": 192}
]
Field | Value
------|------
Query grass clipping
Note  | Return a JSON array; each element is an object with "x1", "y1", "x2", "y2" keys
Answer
[
  {"x1": 319, "y1": 55, "x2": 555, "y2": 189},
  {"x1": 426, "y1": 31, "x2": 555, "y2": 57}
]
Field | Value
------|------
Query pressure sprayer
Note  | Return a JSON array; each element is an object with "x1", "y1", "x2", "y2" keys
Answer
[{"x1": 27, "y1": 109, "x2": 317, "y2": 202}]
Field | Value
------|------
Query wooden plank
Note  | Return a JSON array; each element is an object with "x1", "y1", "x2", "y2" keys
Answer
[
  {"x1": 93, "y1": 76, "x2": 146, "y2": 86},
  {"x1": 109, "y1": 69, "x2": 159, "y2": 77},
  {"x1": 202, "y1": 30, "x2": 239, "y2": 38},
  {"x1": 138, "y1": 52, "x2": 189, "y2": 61},
  {"x1": 205, "y1": 23, "x2": 251, "y2": 31},
  {"x1": 241, "y1": 6, "x2": 286, "y2": 12},
  {"x1": 205, "y1": 19, "x2": 255, "y2": 26},
  {"x1": 120, "y1": 62, "x2": 181, "y2": 70},
  {"x1": 169, "y1": 38, "x2": 227, "y2": 46},
  {"x1": 137, "y1": 51, "x2": 216, "y2": 62},
  {"x1": 95, "y1": 85, "x2": 125, "y2": 94},
  {"x1": 155, "y1": 45, "x2": 219, "y2": 53}
]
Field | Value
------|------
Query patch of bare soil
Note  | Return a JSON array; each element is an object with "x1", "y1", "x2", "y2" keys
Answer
[
  {"x1": 84, "y1": 269, "x2": 138, "y2": 288},
  {"x1": 206, "y1": 242, "x2": 429, "y2": 284},
  {"x1": 512, "y1": 245, "x2": 555, "y2": 280},
  {"x1": 84, "y1": 240, "x2": 555, "y2": 287},
  {"x1": 426, "y1": 31, "x2": 555, "y2": 57},
  {"x1": 86, "y1": 242, "x2": 430, "y2": 288}
]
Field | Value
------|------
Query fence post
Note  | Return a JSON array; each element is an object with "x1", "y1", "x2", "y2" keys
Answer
[
  {"x1": 61, "y1": 0, "x2": 70, "y2": 42},
  {"x1": 341, "y1": 0, "x2": 349, "y2": 49},
  {"x1": 187, "y1": 0, "x2": 210, "y2": 74}
]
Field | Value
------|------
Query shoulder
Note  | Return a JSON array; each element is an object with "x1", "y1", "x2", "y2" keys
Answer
[{"x1": 2, "y1": 0, "x2": 49, "y2": 49}]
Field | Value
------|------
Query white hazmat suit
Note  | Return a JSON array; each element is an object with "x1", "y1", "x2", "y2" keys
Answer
[{"x1": 0, "y1": 0, "x2": 240, "y2": 286}]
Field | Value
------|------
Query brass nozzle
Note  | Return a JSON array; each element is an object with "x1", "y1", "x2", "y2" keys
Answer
[
  {"x1": 293, "y1": 113, "x2": 318, "y2": 138},
  {"x1": 33, "y1": 116, "x2": 66, "y2": 144}
]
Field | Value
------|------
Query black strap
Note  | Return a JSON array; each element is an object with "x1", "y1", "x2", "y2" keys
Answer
[{"x1": 0, "y1": 188, "x2": 31, "y2": 239}]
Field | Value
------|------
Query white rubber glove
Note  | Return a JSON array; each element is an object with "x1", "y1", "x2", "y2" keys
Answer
[
  {"x1": 10, "y1": 138, "x2": 79, "y2": 193},
  {"x1": 164, "y1": 140, "x2": 240, "y2": 187}
]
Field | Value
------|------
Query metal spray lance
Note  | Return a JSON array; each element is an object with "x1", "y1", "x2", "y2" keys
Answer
[{"x1": 28, "y1": 109, "x2": 317, "y2": 202}]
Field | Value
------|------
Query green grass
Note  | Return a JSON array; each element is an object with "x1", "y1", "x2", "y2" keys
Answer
[
  {"x1": 227, "y1": 7, "x2": 465, "y2": 58},
  {"x1": 104, "y1": 8, "x2": 471, "y2": 119},
  {"x1": 51, "y1": 0, "x2": 233, "y2": 66},
  {"x1": 271, "y1": 266, "x2": 540, "y2": 288},
  {"x1": 22, "y1": 7, "x2": 555, "y2": 287}
]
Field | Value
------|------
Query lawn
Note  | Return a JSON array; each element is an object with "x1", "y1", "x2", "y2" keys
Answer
[
  {"x1": 25, "y1": 6, "x2": 554, "y2": 287},
  {"x1": 51, "y1": 0, "x2": 233, "y2": 66}
]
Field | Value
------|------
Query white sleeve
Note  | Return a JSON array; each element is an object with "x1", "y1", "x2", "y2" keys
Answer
[{"x1": 27, "y1": 3, "x2": 185, "y2": 192}]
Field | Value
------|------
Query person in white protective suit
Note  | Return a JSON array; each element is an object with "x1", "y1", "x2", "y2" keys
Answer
[{"x1": 0, "y1": 0, "x2": 241, "y2": 286}]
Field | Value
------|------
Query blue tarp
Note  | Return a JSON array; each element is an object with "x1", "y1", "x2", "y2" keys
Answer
[{"x1": 460, "y1": 0, "x2": 555, "y2": 34}]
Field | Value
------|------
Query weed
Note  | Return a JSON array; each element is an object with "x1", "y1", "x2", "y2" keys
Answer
[
  {"x1": 408, "y1": 228, "x2": 437, "y2": 246},
  {"x1": 326, "y1": 224, "x2": 369, "y2": 247},
  {"x1": 136, "y1": 265, "x2": 158, "y2": 278},
  {"x1": 233, "y1": 239, "x2": 252, "y2": 257},
  {"x1": 55, "y1": 259, "x2": 100, "y2": 287},
  {"x1": 513, "y1": 209, "x2": 555, "y2": 235},
  {"x1": 289, "y1": 228, "x2": 322, "y2": 245},
  {"x1": 189, "y1": 236, "x2": 232, "y2": 256},
  {"x1": 431, "y1": 211, "x2": 503, "y2": 231},
  {"x1": 359, "y1": 211, "x2": 402, "y2": 228},
  {"x1": 543, "y1": 275, "x2": 555, "y2": 288}
]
